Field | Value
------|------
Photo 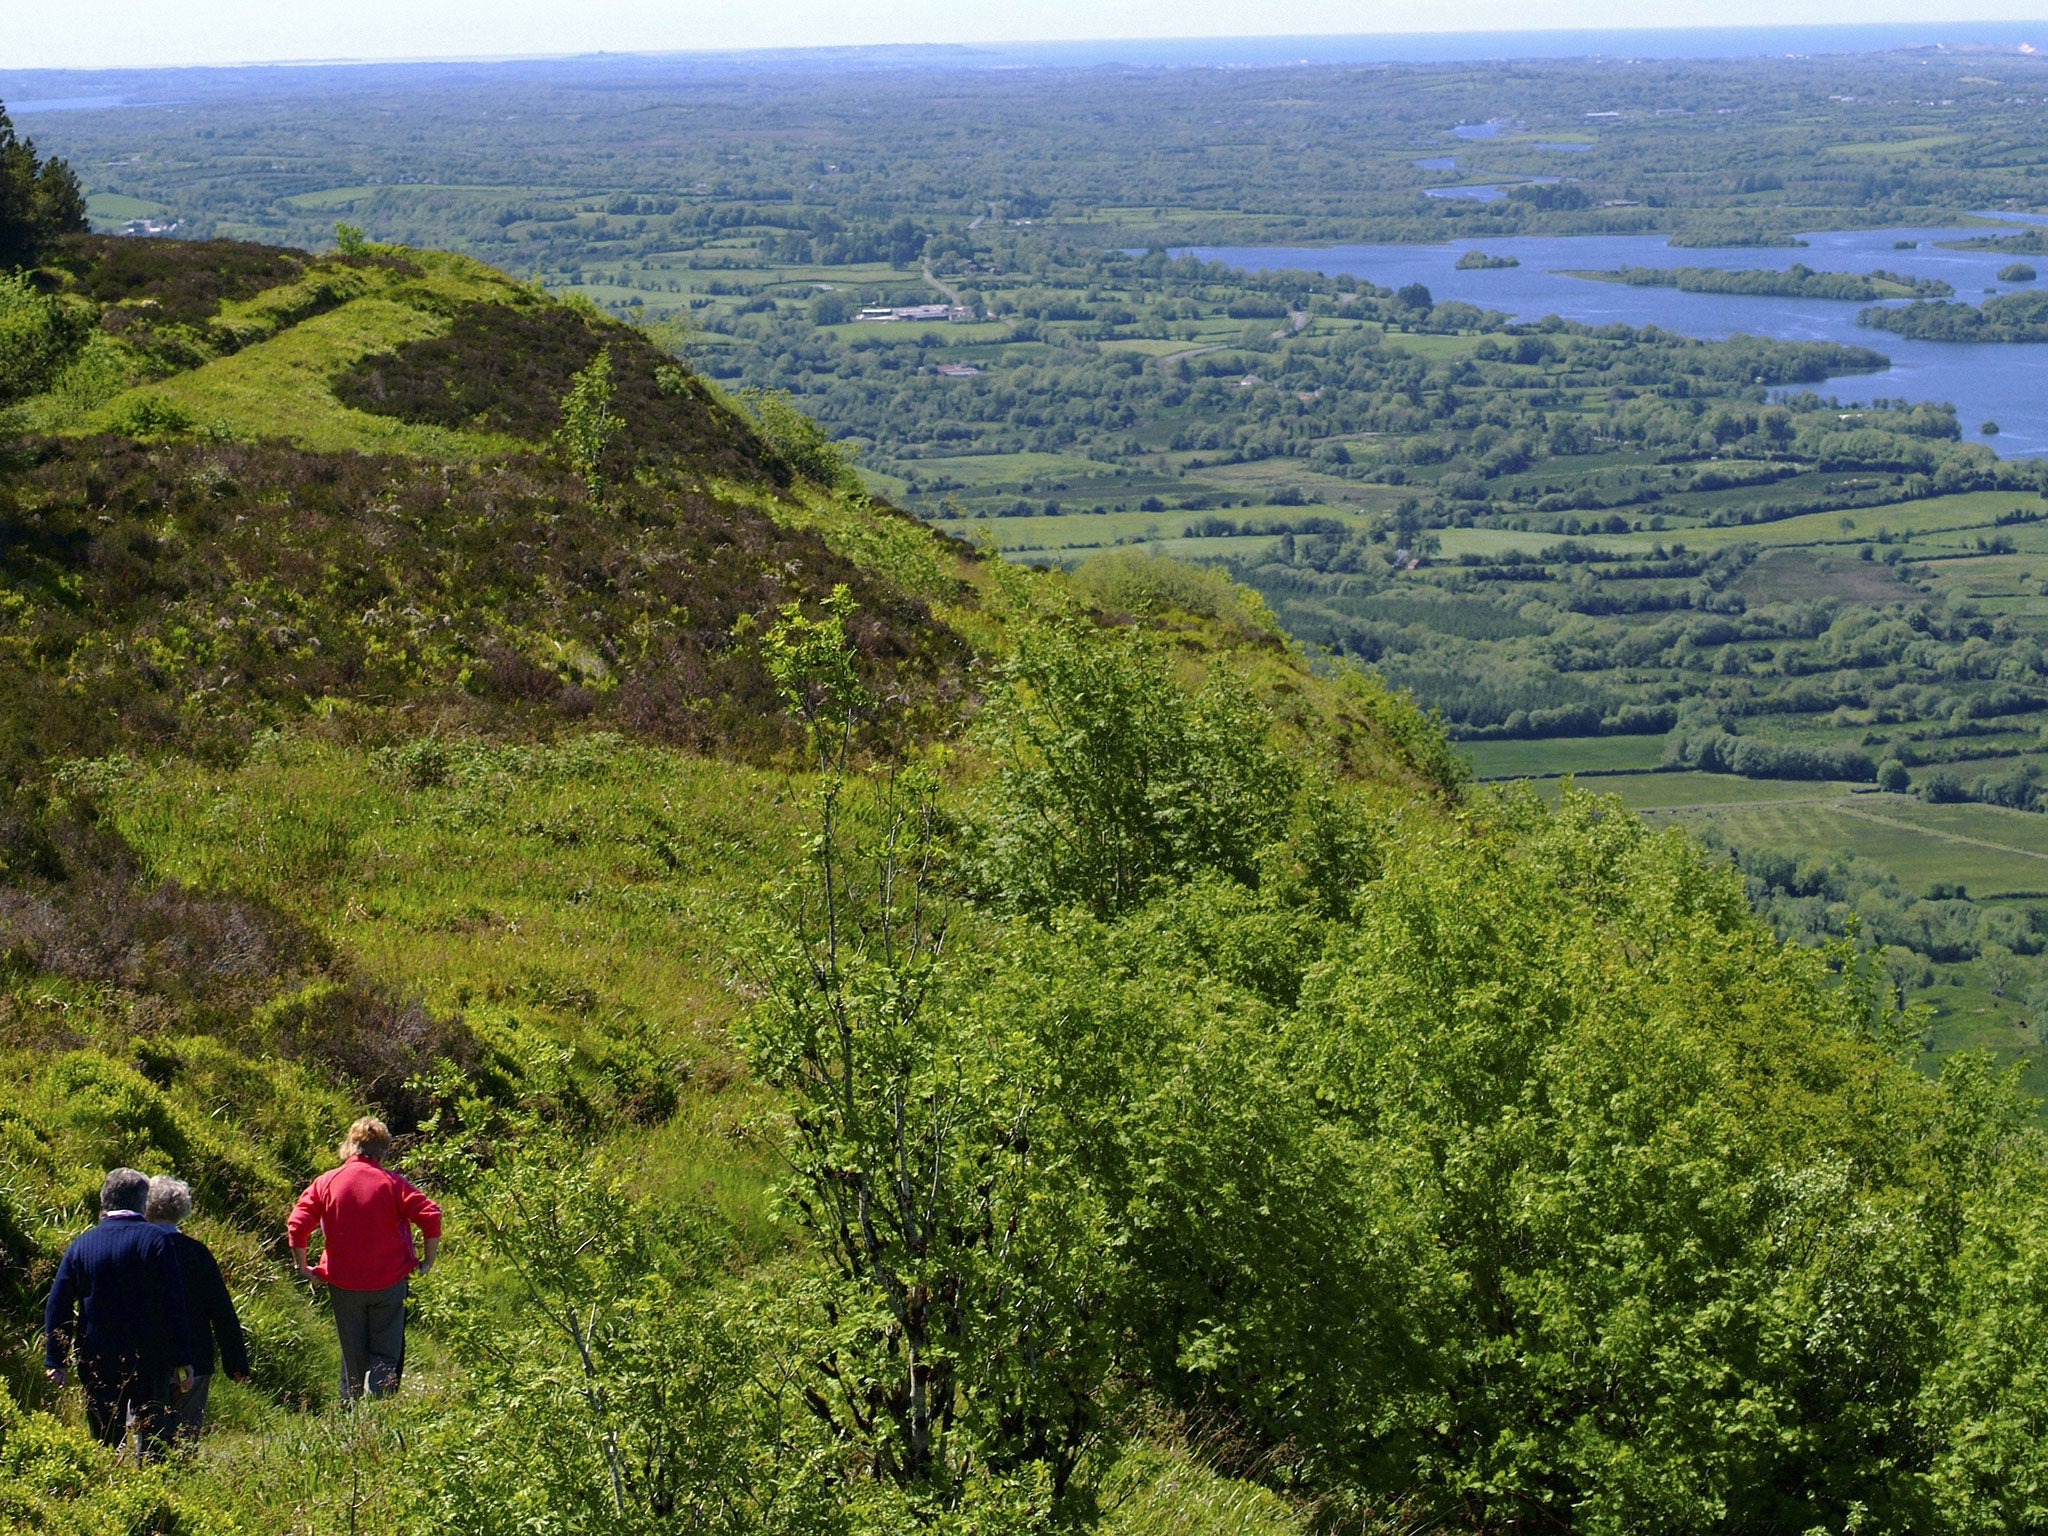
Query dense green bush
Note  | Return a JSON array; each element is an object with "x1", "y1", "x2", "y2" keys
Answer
[
  {"x1": 726, "y1": 600, "x2": 2048, "y2": 1528},
  {"x1": 0, "y1": 1380, "x2": 232, "y2": 1535},
  {"x1": 734, "y1": 384, "x2": 864, "y2": 492},
  {"x1": 1069, "y1": 548, "x2": 1282, "y2": 638},
  {"x1": 0, "y1": 272, "x2": 93, "y2": 404},
  {"x1": 967, "y1": 619, "x2": 1299, "y2": 918}
]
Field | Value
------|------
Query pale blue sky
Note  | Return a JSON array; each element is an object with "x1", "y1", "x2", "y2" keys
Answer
[{"x1": 10, "y1": 0, "x2": 2047, "y2": 70}]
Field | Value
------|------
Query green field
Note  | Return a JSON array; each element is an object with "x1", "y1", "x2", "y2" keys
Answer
[
  {"x1": 1465, "y1": 733, "x2": 1668, "y2": 778},
  {"x1": 1641, "y1": 796, "x2": 2048, "y2": 895},
  {"x1": 84, "y1": 191, "x2": 171, "y2": 222}
]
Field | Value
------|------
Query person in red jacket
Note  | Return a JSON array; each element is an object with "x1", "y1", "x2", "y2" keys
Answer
[{"x1": 286, "y1": 1117, "x2": 442, "y2": 1402}]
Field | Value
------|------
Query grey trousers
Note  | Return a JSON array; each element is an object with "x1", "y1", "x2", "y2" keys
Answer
[
  {"x1": 173, "y1": 1372, "x2": 211, "y2": 1440},
  {"x1": 330, "y1": 1278, "x2": 408, "y2": 1402}
]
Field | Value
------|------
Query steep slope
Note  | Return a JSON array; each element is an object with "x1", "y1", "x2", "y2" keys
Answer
[
  {"x1": 0, "y1": 233, "x2": 1459, "y2": 1536},
  {"x1": 17, "y1": 232, "x2": 2035, "y2": 1536},
  {"x1": 3, "y1": 235, "x2": 981, "y2": 765}
]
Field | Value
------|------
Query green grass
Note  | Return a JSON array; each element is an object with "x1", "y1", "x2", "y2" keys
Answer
[
  {"x1": 1646, "y1": 491, "x2": 2035, "y2": 552},
  {"x1": 85, "y1": 191, "x2": 170, "y2": 221},
  {"x1": 1645, "y1": 794, "x2": 2048, "y2": 896},
  {"x1": 1612, "y1": 774, "x2": 1862, "y2": 810},
  {"x1": 1436, "y1": 525, "x2": 1634, "y2": 559},
  {"x1": 1828, "y1": 134, "x2": 1970, "y2": 157},
  {"x1": 1100, "y1": 337, "x2": 1204, "y2": 356},
  {"x1": 66, "y1": 248, "x2": 535, "y2": 455},
  {"x1": 93, "y1": 298, "x2": 507, "y2": 453},
  {"x1": 1859, "y1": 797, "x2": 2048, "y2": 861},
  {"x1": 909, "y1": 450, "x2": 1126, "y2": 485},
  {"x1": 1898, "y1": 958, "x2": 2048, "y2": 1104},
  {"x1": 1464, "y1": 733, "x2": 1667, "y2": 778},
  {"x1": 821, "y1": 320, "x2": 1013, "y2": 342},
  {"x1": 282, "y1": 185, "x2": 387, "y2": 210},
  {"x1": 1380, "y1": 332, "x2": 1487, "y2": 361},
  {"x1": 1095, "y1": 1441, "x2": 1309, "y2": 1536},
  {"x1": 104, "y1": 733, "x2": 799, "y2": 1072},
  {"x1": 980, "y1": 506, "x2": 1375, "y2": 556}
]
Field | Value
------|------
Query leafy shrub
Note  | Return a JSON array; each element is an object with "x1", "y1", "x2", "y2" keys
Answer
[
  {"x1": 416, "y1": 1151, "x2": 821, "y2": 1535},
  {"x1": 106, "y1": 393, "x2": 194, "y2": 437},
  {"x1": 555, "y1": 346, "x2": 620, "y2": 499},
  {"x1": 0, "y1": 271, "x2": 93, "y2": 403},
  {"x1": 1071, "y1": 791, "x2": 1957, "y2": 1528},
  {"x1": 1664, "y1": 727, "x2": 1876, "y2": 781},
  {"x1": 0, "y1": 1381, "x2": 230, "y2": 1535},
  {"x1": 734, "y1": 384, "x2": 862, "y2": 491},
  {"x1": 968, "y1": 619, "x2": 1298, "y2": 918}
]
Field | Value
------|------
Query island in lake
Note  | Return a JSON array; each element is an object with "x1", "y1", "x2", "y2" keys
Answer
[
  {"x1": 1564, "y1": 263, "x2": 1952, "y2": 301},
  {"x1": 1862, "y1": 288, "x2": 2048, "y2": 342}
]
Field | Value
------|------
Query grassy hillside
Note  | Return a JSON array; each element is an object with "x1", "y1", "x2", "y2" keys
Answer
[
  {"x1": 0, "y1": 231, "x2": 1446, "y2": 1534},
  {"x1": 6, "y1": 231, "x2": 2048, "y2": 1536}
]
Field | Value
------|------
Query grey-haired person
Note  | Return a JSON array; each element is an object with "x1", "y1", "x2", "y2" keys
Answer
[
  {"x1": 145, "y1": 1176, "x2": 251, "y2": 1440},
  {"x1": 43, "y1": 1168, "x2": 194, "y2": 1459}
]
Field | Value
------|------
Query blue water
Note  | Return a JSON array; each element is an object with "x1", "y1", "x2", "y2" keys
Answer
[
  {"x1": 1182, "y1": 225, "x2": 2048, "y2": 457},
  {"x1": 10, "y1": 95, "x2": 124, "y2": 113},
  {"x1": 1426, "y1": 178, "x2": 1560, "y2": 201}
]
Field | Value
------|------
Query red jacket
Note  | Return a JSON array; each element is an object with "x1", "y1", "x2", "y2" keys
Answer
[{"x1": 287, "y1": 1157, "x2": 442, "y2": 1292}]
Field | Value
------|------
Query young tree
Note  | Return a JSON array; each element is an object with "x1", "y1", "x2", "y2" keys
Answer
[
  {"x1": 735, "y1": 386, "x2": 862, "y2": 493},
  {"x1": 423, "y1": 1150, "x2": 802, "y2": 1536},
  {"x1": 557, "y1": 347, "x2": 621, "y2": 501},
  {"x1": 740, "y1": 588, "x2": 1108, "y2": 1505},
  {"x1": 1981, "y1": 940, "x2": 2019, "y2": 999}
]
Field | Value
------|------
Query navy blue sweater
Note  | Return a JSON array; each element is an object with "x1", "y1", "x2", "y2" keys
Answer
[
  {"x1": 44, "y1": 1213, "x2": 194, "y2": 1377},
  {"x1": 163, "y1": 1228, "x2": 249, "y2": 1378}
]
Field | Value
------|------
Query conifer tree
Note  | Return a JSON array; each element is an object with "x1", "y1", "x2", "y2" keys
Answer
[{"x1": 0, "y1": 103, "x2": 87, "y2": 270}]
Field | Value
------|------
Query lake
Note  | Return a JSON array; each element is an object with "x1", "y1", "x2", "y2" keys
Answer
[{"x1": 1181, "y1": 224, "x2": 2048, "y2": 457}]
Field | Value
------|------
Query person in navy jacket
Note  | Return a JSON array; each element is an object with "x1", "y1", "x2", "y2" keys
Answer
[
  {"x1": 43, "y1": 1168, "x2": 195, "y2": 1458},
  {"x1": 147, "y1": 1175, "x2": 250, "y2": 1441}
]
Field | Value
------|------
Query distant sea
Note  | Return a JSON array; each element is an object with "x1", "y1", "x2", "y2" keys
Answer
[{"x1": 6, "y1": 23, "x2": 2048, "y2": 108}]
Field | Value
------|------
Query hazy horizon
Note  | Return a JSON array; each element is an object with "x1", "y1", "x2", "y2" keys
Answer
[{"x1": 7, "y1": 12, "x2": 2048, "y2": 75}]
